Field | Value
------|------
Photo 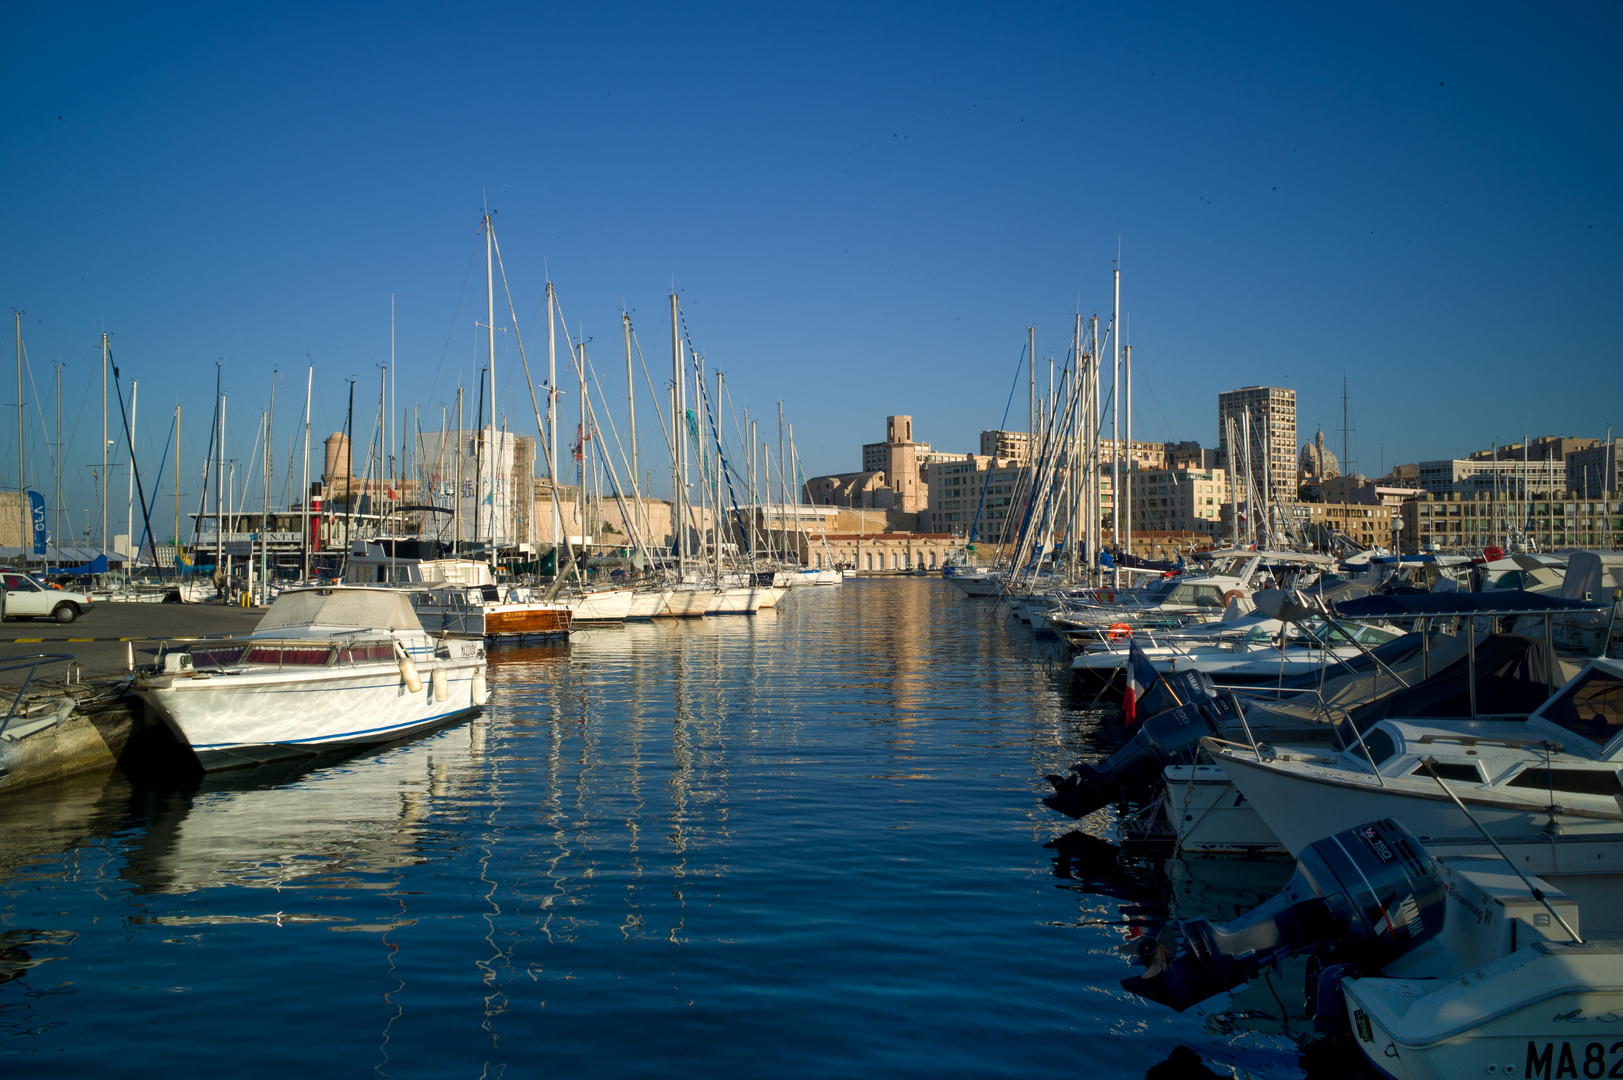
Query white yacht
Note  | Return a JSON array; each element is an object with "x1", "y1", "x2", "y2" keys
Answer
[{"x1": 134, "y1": 586, "x2": 487, "y2": 770}]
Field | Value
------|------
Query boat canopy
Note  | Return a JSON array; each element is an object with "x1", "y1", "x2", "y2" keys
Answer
[
  {"x1": 255, "y1": 587, "x2": 421, "y2": 632},
  {"x1": 1332, "y1": 590, "x2": 1605, "y2": 619},
  {"x1": 1197, "y1": 548, "x2": 1338, "y2": 567},
  {"x1": 1559, "y1": 551, "x2": 1623, "y2": 604}
]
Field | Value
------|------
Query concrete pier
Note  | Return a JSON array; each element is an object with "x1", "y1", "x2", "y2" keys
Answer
[{"x1": 0, "y1": 603, "x2": 261, "y2": 793}]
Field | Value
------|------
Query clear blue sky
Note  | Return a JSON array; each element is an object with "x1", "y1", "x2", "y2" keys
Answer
[{"x1": 3, "y1": 3, "x2": 1618, "y2": 540}]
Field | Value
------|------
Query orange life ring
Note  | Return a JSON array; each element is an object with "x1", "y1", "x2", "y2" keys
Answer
[
  {"x1": 1106, "y1": 622, "x2": 1132, "y2": 640},
  {"x1": 1221, "y1": 589, "x2": 1246, "y2": 606}
]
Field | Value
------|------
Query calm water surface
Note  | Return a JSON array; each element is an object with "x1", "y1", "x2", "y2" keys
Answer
[{"x1": 0, "y1": 579, "x2": 1329, "y2": 1078}]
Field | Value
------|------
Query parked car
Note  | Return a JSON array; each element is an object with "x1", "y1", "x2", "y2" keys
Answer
[{"x1": 0, "y1": 571, "x2": 94, "y2": 623}]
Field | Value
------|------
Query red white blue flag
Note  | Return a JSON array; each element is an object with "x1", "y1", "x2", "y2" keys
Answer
[{"x1": 1123, "y1": 638, "x2": 1158, "y2": 727}]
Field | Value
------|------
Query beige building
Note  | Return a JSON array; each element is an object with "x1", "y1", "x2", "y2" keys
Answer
[
  {"x1": 1218, "y1": 386, "x2": 1297, "y2": 509},
  {"x1": 816, "y1": 531, "x2": 958, "y2": 573},
  {"x1": 1128, "y1": 468, "x2": 1227, "y2": 535},
  {"x1": 979, "y1": 430, "x2": 1032, "y2": 464},
  {"x1": 1293, "y1": 501, "x2": 1396, "y2": 550},
  {"x1": 1402, "y1": 492, "x2": 1623, "y2": 553}
]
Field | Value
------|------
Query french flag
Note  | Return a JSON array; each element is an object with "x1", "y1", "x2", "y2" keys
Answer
[{"x1": 1122, "y1": 638, "x2": 1158, "y2": 727}]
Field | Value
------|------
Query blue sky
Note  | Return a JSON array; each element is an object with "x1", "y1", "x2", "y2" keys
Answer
[{"x1": 3, "y1": 3, "x2": 1618, "y2": 539}]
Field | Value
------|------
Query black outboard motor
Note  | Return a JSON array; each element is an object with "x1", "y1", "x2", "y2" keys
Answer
[
  {"x1": 1122, "y1": 819, "x2": 1444, "y2": 1012},
  {"x1": 1043, "y1": 672, "x2": 1235, "y2": 819}
]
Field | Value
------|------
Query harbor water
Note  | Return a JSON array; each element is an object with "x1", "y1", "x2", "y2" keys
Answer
[{"x1": 0, "y1": 579, "x2": 1325, "y2": 1078}]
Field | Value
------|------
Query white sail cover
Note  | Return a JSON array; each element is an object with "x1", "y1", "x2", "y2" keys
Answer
[{"x1": 255, "y1": 587, "x2": 420, "y2": 632}]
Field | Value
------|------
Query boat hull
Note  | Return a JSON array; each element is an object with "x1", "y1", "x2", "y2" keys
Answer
[
  {"x1": 1343, "y1": 942, "x2": 1623, "y2": 1080},
  {"x1": 482, "y1": 603, "x2": 572, "y2": 639},
  {"x1": 1162, "y1": 764, "x2": 1288, "y2": 855},
  {"x1": 134, "y1": 653, "x2": 485, "y2": 770}
]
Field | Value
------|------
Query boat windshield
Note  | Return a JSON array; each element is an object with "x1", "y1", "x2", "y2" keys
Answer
[{"x1": 1537, "y1": 666, "x2": 1623, "y2": 749}]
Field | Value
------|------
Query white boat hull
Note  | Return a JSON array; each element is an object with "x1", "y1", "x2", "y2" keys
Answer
[
  {"x1": 1343, "y1": 941, "x2": 1623, "y2": 1080},
  {"x1": 1162, "y1": 765, "x2": 1288, "y2": 854},
  {"x1": 135, "y1": 647, "x2": 485, "y2": 770}
]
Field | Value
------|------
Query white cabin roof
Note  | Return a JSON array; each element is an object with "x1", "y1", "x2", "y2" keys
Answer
[{"x1": 255, "y1": 586, "x2": 421, "y2": 632}]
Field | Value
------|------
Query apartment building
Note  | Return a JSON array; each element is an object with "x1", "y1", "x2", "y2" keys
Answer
[
  {"x1": 1128, "y1": 468, "x2": 1226, "y2": 535},
  {"x1": 1415, "y1": 458, "x2": 1567, "y2": 500},
  {"x1": 1401, "y1": 492, "x2": 1623, "y2": 553},
  {"x1": 1217, "y1": 386, "x2": 1297, "y2": 509}
]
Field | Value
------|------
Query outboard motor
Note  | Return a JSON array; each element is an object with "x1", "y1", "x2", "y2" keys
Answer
[
  {"x1": 1122, "y1": 819, "x2": 1444, "y2": 1012},
  {"x1": 1043, "y1": 672, "x2": 1235, "y2": 819}
]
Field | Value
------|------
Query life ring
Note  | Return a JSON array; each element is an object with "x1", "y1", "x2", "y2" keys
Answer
[
  {"x1": 1098, "y1": 589, "x2": 1115, "y2": 603},
  {"x1": 1221, "y1": 589, "x2": 1246, "y2": 606},
  {"x1": 1106, "y1": 622, "x2": 1132, "y2": 640}
]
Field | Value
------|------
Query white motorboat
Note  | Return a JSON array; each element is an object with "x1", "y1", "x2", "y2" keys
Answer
[
  {"x1": 1121, "y1": 816, "x2": 1623, "y2": 1080},
  {"x1": 342, "y1": 540, "x2": 571, "y2": 639},
  {"x1": 1211, "y1": 658, "x2": 1623, "y2": 875},
  {"x1": 134, "y1": 586, "x2": 487, "y2": 770}
]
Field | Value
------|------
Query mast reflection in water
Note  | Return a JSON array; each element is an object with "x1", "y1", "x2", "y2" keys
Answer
[{"x1": 0, "y1": 581, "x2": 1314, "y2": 1078}]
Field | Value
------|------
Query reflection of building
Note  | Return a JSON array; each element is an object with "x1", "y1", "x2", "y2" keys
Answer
[{"x1": 1218, "y1": 386, "x2": 1297, "y2": 508}]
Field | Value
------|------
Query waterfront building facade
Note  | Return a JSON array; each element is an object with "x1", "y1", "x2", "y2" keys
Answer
[
  {"x1": 1401, "y1": 492, "x2": 1623, "y2": 553},
  {"x1": 1415, "y1": 458, "x2": 1567, "y2": 500},
  {"x1": 1568, "y1": 439, "x2": 1623, "y2": 497}
]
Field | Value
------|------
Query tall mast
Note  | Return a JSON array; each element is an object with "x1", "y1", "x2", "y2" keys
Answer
[
  {"x1": 1124, "y1": 342, "x2": 1132, "y2": 565},
  {"x1": 1111, "y1": 263, "x2": 1121, "y2": 588},
  {"x1": 1027, "y1": 326, "x2": 1036, "y2": 449},
  {"x1": 216, "y1": 384, "x2": 225, "y2": 577},
  {"x1": 299, "y1": 365, "x2": 312, "y2": 580},
  {"x1": 101, "y1": 331, "x2": 109, "y2": 555},
  {"x1": 624, "y1": 312, "x2": 639, "y2": 544},
  {"x1": 454, "y1": 388, "x2": 463, "y2": 551},
  {"x1": 127, "y1": 381, "x2": 138, "y2": 568},
  {"x1": 390, "y1": 293, "x2": 396, "y2": 515},
  {"x1": 484, "y1": 212, "x2": 496, "y2": 546},
  {"x1": 15, "y1": 312, "x2": 24, "y2": 561},
  {"x1": 54, "y1": 363, "x2": 61, "y2": 564},
  {"x1": 548, "y1": 283, "x2": 560, "y2": 554},
  {"x1": 671, "y1": 292, "x2": 684, "y2": 575},
  {"x1": 174, "y1": 404, "x2": 180, "y2": 563},
  {"x1": 262, "y1": 372, "x2": 275, "y2": 601}
]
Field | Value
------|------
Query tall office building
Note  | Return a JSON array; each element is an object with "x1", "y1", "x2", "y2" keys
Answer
[{"x1": 1217, "y1": 386, "x2": 1297, "y2": 508}]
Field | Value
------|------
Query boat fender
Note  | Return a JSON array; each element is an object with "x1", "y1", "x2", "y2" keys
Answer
[
  {"x1": 432, "y1": 667, "x2": 449, "y2": 703},
  {"x1": 394, "y1": 641, "x2": 423, "y2": 694},
  {"x1": 471, "y1": 669, "x2": 488, "y2": 706}
]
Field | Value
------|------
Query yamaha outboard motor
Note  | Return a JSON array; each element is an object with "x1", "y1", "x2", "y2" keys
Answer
[
  {"x1": 1043, "y1": 672, "x2": 1234, "y2": 819},
  {"x1": 1122, "y1": 819, "x2": 1444, "y2": 1012}
]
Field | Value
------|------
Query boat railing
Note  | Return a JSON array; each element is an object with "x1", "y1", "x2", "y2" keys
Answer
[
  {"x1": 162, "y1": 631, "x2": 417, "y2": 674},
  {"x1": 0, "y1": 653, "x2": 76, "y2": 739}
]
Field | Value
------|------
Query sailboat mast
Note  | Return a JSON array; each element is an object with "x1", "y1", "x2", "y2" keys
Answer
[
  {"x1": 671, "y1": 293, "x2": 684, "y2": 575},
  {"x1": 1111, "y1": 263, "x2": 1121, "y2": 588},
  {"x1": 484, "y1": 213, "x2": 496, "y2": 546},
  {"x1": 101, "y1": 331, "x2": 108, "y2": 555},
  {"x1": 300, "y1": 365, "x2": 312, "y2": 580},
  {"x1": 1124, "y1": 343, "x2": 1132, "y2": 565},
  {"x1": 127, "y1": 381, "x2": 138, "y2": 568},
  {"x1": 15, "y1": 312, "x2": 24, "y2": 562},
  {"x1": 54, "y1": 364, "x2": 61, "y2": 564},
  {"x1": 1028, "y1": 326, "x2": 1035, "y2": 452},
  {"x1": 548, "y1": 283, "x2": 559, "y2": 555},
  {"x1": 454, "y1": 388, "x2": 463, "y2": 551},
  {"x1": 625, "y1": 312, "x2": 639, "y2": 543},
  {"x1": 216, "y1": 386, "x2": 225, "y2": 578},
  {"x1": 262, "y1": 372, "x2": 274, "y2": 600},
  {"x1": 174, "y1": 404, "x2": 180, "y2": 564}
]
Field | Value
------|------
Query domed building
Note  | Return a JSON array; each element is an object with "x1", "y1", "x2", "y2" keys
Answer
[{"x1": 1299, "y1": 428, "x2": 1340, "y2": 482}]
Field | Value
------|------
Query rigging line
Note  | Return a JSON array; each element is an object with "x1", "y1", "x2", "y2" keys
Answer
[
  {"x1": 134, "y1": 414, "x2": 176, "y2": 555},
  {"x1": 967, "y1": 337, "x2": 1030, "y2": 543},
  {"x1": 106, "y1": 347, "x2": 166, "y2": 577},
  {"x1": 489, "y1": 230, "x2": 557, "y2": 485},
  {"x1": 425, "y1": 234, "x2": 483, "y2": 428},
  {"x1": 629, "y1": 327, "x2": 675, "y2": 473}
]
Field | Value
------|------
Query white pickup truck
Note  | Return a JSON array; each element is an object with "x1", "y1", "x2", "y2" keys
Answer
[{"x1": 1, "y1": 571, "x2": 94, "y2": 623}]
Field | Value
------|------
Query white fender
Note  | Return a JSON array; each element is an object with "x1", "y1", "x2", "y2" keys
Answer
[
  {"x1": 471, "y1": 668, "x2": 488, "y2": 706},
  {"x1": 432, "y1": 667, "x2": 449, "y2": 703},
  {"x1": 394, "y1": 640, "x2": 423, "y2": 694}
]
